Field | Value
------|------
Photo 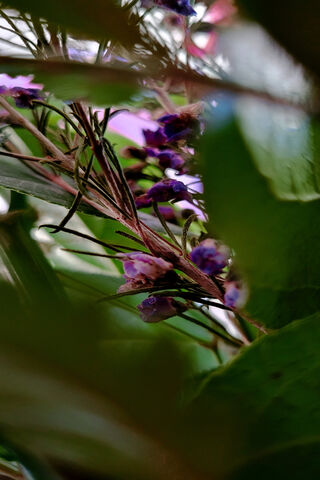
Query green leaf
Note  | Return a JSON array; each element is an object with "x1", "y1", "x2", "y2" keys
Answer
[
  {"x1": 3, "y1": 0, "x2": 141, "y2": 45},
  {"x1": 0, "y1": 56, "x2": 139, "y2": 105},
  {"x1": 0, "y1": 154, "x2": 103, "y2": 216},
  {"x1": 238, "y1": 0, "x2": 320, "y2": 77},
  {"x1": 184, "y1": 313, "x2": 320, "y2": 479},
  {"x1": 201, "y1": 98, "x2": 320, "y2": 328},
  {"x1": 0, "y1": 155, "x2": 184, "y2": 235}
]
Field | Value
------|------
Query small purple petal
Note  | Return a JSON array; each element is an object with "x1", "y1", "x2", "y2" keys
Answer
[
  {"x1": 157, "y1": 150, "x2": 185, "y2": 171},
  {"x1": 147, "y1": 179, "x2": 191, "y2": 203},
  {"x1": 143, "y1": 127, "x2": 167, "y2": 147},
  {"x1": 224, "y1": 282, "x2": 241, "y2": 308},
  {"x1": 158, "y1": 112, "x2": 200, "y2": 142},
  {"x1": 138, "y1": 296, "x2": 185, "y2": 322}
]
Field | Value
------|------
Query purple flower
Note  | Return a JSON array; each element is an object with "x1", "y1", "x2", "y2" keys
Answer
[
  {"x1": 147, "y1": 179, "x2": 192, "y2": 203},
  {"x1": 0, "y1": 86, "x2": 8, "y2": 94},
  {"x1": 10, "y1": 87, "x2": 42, "y2": 108},
  {"x1": 118, "y1": 253, "x2": 173, "y2": 292},
  {"x1": 138, "y1": 296, "x2": 186, "y2": 323},
  {"x1": 190, "y1": 239, "x2": 229, "y2": 275},
  {"x1": 158, "y1": 113, "x2": 200, "y2": 142},
  {"x1": 141, "y1": 0, "x2": 196, "y2": 16},
  {"x1": 143, "y1": 128, "x2": 167, "y2": 147},
  {"x1": 224, "y1": 282, "x2": 242, "y2": 308}
]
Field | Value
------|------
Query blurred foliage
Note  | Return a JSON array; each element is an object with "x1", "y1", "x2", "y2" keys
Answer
[
  {"x1": 0, "y1": 0, "x2": 320, "y2": 478},
  {"x1": 2, "y1": 0, "x2": 141, "y2": 45},
  {"x1": 0, "y1": 57, "x2": 140, "y2": 105},
  {"x1": 202, "y1": 98, "x2": 320, "y2": 329}
]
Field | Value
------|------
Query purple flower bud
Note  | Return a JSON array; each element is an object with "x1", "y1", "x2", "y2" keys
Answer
[
  {"x1": 122, "y1": 253, "x2": 172, "y2": 280},
  {"x1": 147, "y1": 179, "x2": 192, "y2": 203},
  {"x1": 158, "y1": 112, "x2": 200, "y2": 142},
  {"x1": 10, "y1": 87, "x2": 42, "y2": 108},
  {"x1": 118, "y1": 253, "x2": 173, "y2": 292},
  {"x1": 143, "y1": 128, "x2": 167, "y2": 147},
  {"x1": 224, "y1": 282, "x2": 242, "y2": 308},
  {"x1": 157, "y1": 150, "x2": 185, "y2": 171},
  {"x1": 138, "y1": 296, "x2": 186, "y2": 323},
  {"x1": 190, "y1": 239, "x2": 229, "y2": 275},
  {"x1": 135, "y1": 193, "x2": 152, "y2": 209},
  {"x1": 120, "y1": 146, "x2": 148, "y2": 160}
]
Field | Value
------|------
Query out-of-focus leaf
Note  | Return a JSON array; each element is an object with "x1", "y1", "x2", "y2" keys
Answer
[
  {"x1": 217, "y1": 23, "x2": 310, "y2": 105},
  {"x1": 0, "y1": 204, "x2": 66, "y2": 302},
  {"x1": 238, "y1": 0, "x2": 320, "y2": 78},
  {"x1": 0, "y1": 56, "x2": 139, "y2": 105},
  {"x1": 56, "y1": 265, "x2": 220, "y2": 352},
  {"x1": 3, "y1": 0, "x2": 141, "y2": 46},
  {"x1": 201, "y1": 98, "x2": 320, "y2": 328},
  {"x1": 0, "y1": 275, "x2": 216, "y2": 479},
  {"x1": 181, "y1": 313, "x2": 320, "y2": 479}
]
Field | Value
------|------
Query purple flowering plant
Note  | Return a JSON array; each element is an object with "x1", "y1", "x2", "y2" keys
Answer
[{"x1": 0, "y1": 1, "x2": 318, "y2": 478}]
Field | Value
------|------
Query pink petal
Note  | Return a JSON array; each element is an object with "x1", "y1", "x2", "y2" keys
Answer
[
  {"x1": 109, "y1": 111, "x2": 158, "y2": 146},
  {"x1": 0, "y1": 74, "x2": 42, "y2": 89},
  {"x1": 185, "y1": 30, "x2": 218, "y2": 58},
  {"x1": 204, "y1": 0, "x2": 237, "y2": 25}
]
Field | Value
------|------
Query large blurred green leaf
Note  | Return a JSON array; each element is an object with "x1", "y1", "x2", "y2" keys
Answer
[
  {"x1": 0, "y1": 215, "x2": 216, "y2": 480},
  {"x1": 3, "y1": 0, "x2": 141, "y2": 45},
  {"x1": 0, "y1": 56, "x2": 139, "y2": 105},
  {"x1": 183, "y1": 313, "x2": 320, "y2": 479},
  {"x1": 239, "y1": 0, "x2": 320, "y2": 78},
  {"x1": 201, "y1": 98, "x2": 320, "y2": 328}
]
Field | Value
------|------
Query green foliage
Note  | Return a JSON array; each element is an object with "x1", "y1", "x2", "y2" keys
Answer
[
  {"x1": 0, "y1": 213, "x2": 217, "y2": 480},
  {"x1": 187, "y1": 313, "x2": 320, "y2": 479},
  {"x1": 0, "y1": 154, "x2": 102, "y2": 215},
  {"x1": 0, "y1": 56, "x2": 139, "y2": 105},
  {"x1": 201, "y1": 99, "x2": 320, "y2": 328},
  {"x1": 3, "y1": 0, "x2": 141, "y2": 45}
]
